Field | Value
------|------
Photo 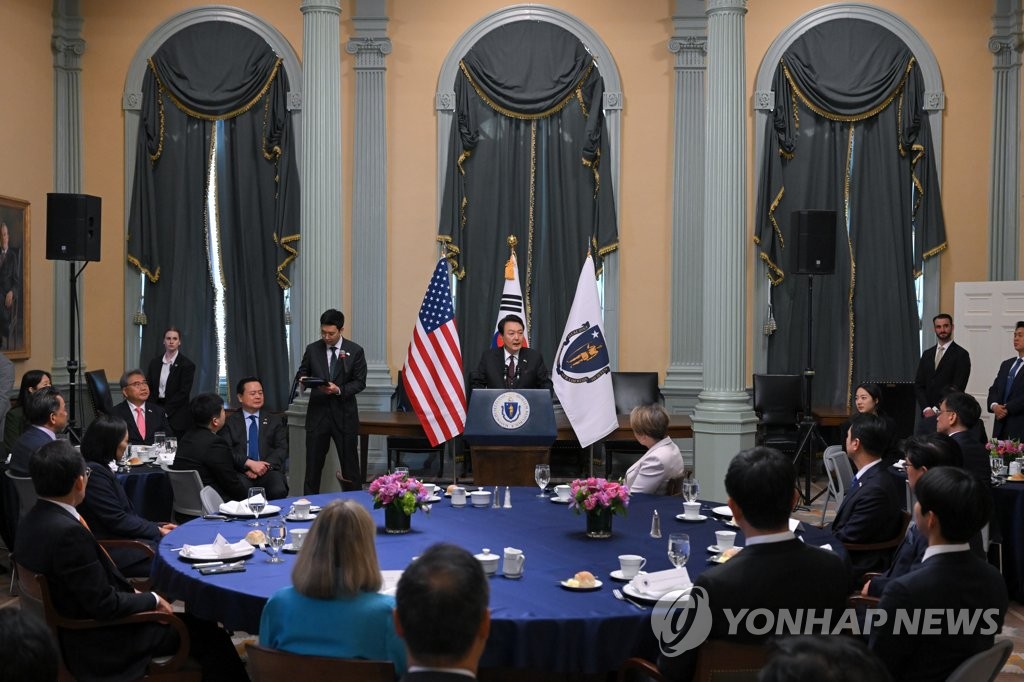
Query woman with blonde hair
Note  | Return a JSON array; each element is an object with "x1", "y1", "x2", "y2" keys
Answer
[
  {"x1": 625, "y1": 403, "x2": 686, "y2": 494},
  {"x1": 259, "y1": 500, "x2": 406, "y2": 673}
]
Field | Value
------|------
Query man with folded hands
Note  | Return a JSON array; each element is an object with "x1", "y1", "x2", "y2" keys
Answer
[
  {"x1": 14, "y1": 439, "x2": 246, "y2": 681},
  {"x1": 830, "y1": 413, "x2": 907, "y2": 582},
  {"x1": 658, "y1": 447, "x2": 849, "y2": 680},
  {"x1": 221, "y1": 376, "x2": 288, "y2": 500}
]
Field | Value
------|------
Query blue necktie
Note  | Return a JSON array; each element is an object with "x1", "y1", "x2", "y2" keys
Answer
[
  {"x1": 848, "y1": 476, "x2": 861, "y2": 493},
  {"x1": 248, "y1": 415, "x2": 259, "y2": 461},
  {"x1": 1005, "y1": 358, "x2": 1023, "y2": 403}
]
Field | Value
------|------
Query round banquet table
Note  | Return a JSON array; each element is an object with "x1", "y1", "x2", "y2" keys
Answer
[
  {"x1": 151, "y1": 488, "x2": 843, "y2": 674},
  {"x1": 117, "y1": 463, "x2": 173, "y2": 522}
]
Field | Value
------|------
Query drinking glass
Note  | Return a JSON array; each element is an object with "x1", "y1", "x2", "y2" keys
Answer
[
  {"x1": 265, "y1": 521, "x2": 286, "y2": 564},
  {"x1": 682, "y1": 479, "x2": 700, "y2": 504},
  {"x1": 394, "y1": 466, "x2": 410, "y2": 478},
  {"x1": 153, "y1": 432, "x2": 167, "y2": 452},
  {"x1": 991, "y1": 457, "x2": 1004, "y2": 481},
  {"x1": 667, "y1": 533, "x2": 691, "y2": 569},
  {"x1": 247, "y1": 486, "x2": 266, "y2": 527},
  {"x1": 534, "y1": 463, "x2": 551, "y2": 497}
]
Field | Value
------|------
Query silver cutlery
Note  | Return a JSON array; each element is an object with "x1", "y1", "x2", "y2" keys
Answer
[{"x1": 612, "y1": 588, "x2": 646, "y2": 610}]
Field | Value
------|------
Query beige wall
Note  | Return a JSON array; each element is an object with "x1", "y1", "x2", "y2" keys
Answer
[{"x1": 5, "y1": 0, "x2": 1000, "y2": 390}]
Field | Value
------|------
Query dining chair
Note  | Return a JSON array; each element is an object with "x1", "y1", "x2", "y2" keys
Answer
[
  {"x1": 945, "y1": 638, "x2": 1012, "y2": 682},
  {"x1": 605, "y1": 371, "x2": 663, "y2": 478},
  {"x1": 693, "y1": 640, "x2": 769, "y2": 682},
  {"x1": 5, "y1": 469, "x2": 37, "y2": 520},
  {"x1": 84, "y1": 369, "x2": 115, "y2": 417},
  {"x1": 199, "y1": 485, "x2": 224, "y2": 516},
  {"x1": 160, "y1": 465, "x2": 204, "y2": 521},
  {"x1": 16, "y1": 562, "x2": 198, "y2": 681},
  {"x1": 752, "y1": 374, "x2": 803, "y2": 461},
  {"x1": 841, "y1": 510, "x2": 912, "y2": 555},
  {"x1": 245, "y1": 642, "x2": 396, "y2": 682},
  {"x1": 820, "y1": 445, "x2": 849, "y2": 525},
  {"x1": 387, "y1": 369, "x2": 445, "y2": 476}
]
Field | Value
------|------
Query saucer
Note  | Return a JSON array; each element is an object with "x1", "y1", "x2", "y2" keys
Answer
[
  {"x1": 560, "y1": 579, "x2": 602, "y2": 592},
  {"x1": 711, "y1": 505, "x2": 732, "y2": 517},
  {"x1": 424, "y1": 495, "x2": 442, "y2": 503},
  {"x1": 284, "y1": 513, "x2": 315, "y2": 522},
  {"x1": 549, "y1": 496, "x2": 571, "y2": 504},
  {"x1": 707, "y1": 545, "x2": 737, "y2": 553},
  {"x1": 675, "y1": 513, "x2": 707, "y2": 522},
  {"x1": 609, "y1": 569, "x2": 645, "y2": 582}
]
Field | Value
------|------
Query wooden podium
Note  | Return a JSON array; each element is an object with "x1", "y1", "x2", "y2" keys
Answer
[{"x1": 464, "y1": 389, "x2": 556, "y2": 487}]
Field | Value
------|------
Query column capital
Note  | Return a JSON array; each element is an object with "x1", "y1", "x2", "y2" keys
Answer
[
  {"x1": 346, "y1": 36, "x2": 393, "y2": 63},
  {"x1": 52, "y1": 36, "x2": 86, "y2": 70},
  {"x1": 706, "y1": 0, "x2": 747, "y2": 16},
  {"x1": 300, "y1": 0, "x2": 342, "y2": 15}
]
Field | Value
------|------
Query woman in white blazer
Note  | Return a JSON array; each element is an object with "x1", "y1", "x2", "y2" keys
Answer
[{"x1": 624, "y1": 403, "x2": 686, "y2": 494}]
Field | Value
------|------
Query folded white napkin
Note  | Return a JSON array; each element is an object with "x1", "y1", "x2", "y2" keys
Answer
[
  {"x1": 182, "y1": 533, "x2": 251, "y2": 558},
  {"x1": 819, "y1": 544, "x2": 833, "y2": 552},
  {"x1": 631, "y1": 567, "x2": 691, "y2": 597},
  {"x1": 220, "y1": 494, "x2": 267, "y2": 515}
]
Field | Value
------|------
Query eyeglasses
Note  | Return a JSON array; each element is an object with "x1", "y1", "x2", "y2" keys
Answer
[
  {"x1": 126, "y1": 380, "x2": 148, "y2": 388},
  {"x1": 82, "y1": 468, "x2": 92, "y2": 479}
]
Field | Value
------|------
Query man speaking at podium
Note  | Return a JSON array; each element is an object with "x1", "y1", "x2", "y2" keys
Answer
[{"x1": 470, "y1": 314, "x2": 552, "y2": 391}]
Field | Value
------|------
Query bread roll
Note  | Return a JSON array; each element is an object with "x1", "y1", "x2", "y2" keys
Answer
[
  {"x1": 245, "y1": 530, "x2": 267, "y2": 545},
  {"x1": 573, "y1": 571, "x2": 597, "y2": 587}
]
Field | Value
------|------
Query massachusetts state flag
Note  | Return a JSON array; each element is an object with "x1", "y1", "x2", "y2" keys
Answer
[
  {"x1": 552, "y1": 254, "x2": 617, "y2": 448},
  {"x1": 403, "y1": 259, "x2": 467, "y2": 446},
  {"x1": 491, "y1": 252, "x2": 529, "y2": 348}
]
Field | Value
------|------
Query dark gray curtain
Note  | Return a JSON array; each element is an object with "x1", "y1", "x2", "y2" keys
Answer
[
  {"x1": 127, "y1": 22, "x2": 299, "y2": 409},
  {"x1": 754, "y1": 19, "x2": 947, "y2": 411},
  {"x1": 439, "y1": 21, "x2": 618, "y2": 377}
]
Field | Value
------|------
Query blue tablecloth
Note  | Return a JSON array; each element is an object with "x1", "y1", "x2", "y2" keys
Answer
[
  {"x1": 151, "y1": 489, "x2": 841, "y2": 674},
  {"x1": 992, "y1": 481, "x2": 1024, "y2": 600},
  {"x1": 117, "y1": 465, "x2": 173, "y2": 522}
]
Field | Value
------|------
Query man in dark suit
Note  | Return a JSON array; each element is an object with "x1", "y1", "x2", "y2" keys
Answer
[
  {"x1": 15, "y1": 439, "x2": 247, "y2": 681},
  {"x1": 830, "y1": 413, "x2": 907, "y2": 582},
  {"x1": 145, "y1": 327, "x2": 196, "y2": 437},
  {"x1": 864, "y1": 433, "x2": 963, "y2": 597},
  {"x1": 914, "y1": 313, "x2": 971, "y2": 435},
  {"x1": 297, "y1": 308, "x2": 367, "y2": 494},
  {"x1": 937, "y1": 390, "x2": 990, "y2": 484},
  {"x1": 987, "y1": 320, "x2": 1024, "y2": 440},
  {"x1": 0, "y1": 221, "x2": 20, "y2": 344},
  {"x1": 659, "y1": 447, "x2": 849, "y2": 680},
  {"x1": 9, "y1": 386, "x2": 67, "y2": 476},
  {"x1": 171, "y1": 393, "x2": 250, "y2": 502},
  {"x1": 112, "y1": 369, "x2": 173, "y2": 446},
  {"x1": 221, "y1": 376, "x2": 288, "y2": 499},
  {"x1": 469, "y1": 314, "x2": 552, "y2": 391},
  {"x1": 395, "y1": 543, "x2": 490, "y2": 682},
  {"x1": 869, "y1": 467, "x2": 1007, "y2": 682}
]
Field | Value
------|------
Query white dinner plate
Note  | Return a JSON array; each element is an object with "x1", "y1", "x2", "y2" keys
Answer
[
  {"x1": 675, "y1": 513, "x2": 707, "y2": 522},
  {"x1": 179, "y1": 544, "x2": 255, "y2": 562},
  {"x1": 549, "y1": 497, "x2": 571, "y2": 504},
  {"x1": 711, "y1": 505, "x2": 732, "y2": 517},
  {"x1": 560, "y1": 579, "x2": 602, "y2": 591},
  {"x1": 622, "y1": 582, "x2": 679, "y2": 603},
  {"x1": 218, "y1": 503, "x2": 282, "y2": 518}
]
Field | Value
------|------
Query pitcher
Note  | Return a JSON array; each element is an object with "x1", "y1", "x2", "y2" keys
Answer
[{"x1": 502, "y1": 547, "x2": 525, "y2": 579}]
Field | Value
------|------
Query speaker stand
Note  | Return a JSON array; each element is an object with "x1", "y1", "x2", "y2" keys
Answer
[
  {"x1": 794, "y1": 274, "x2": 826, "y2": 507},
  {"x1": 65, "y1": 261, "x2": 86, "y2": 444}
]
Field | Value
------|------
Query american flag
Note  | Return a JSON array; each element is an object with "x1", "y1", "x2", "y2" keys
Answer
[{"x1": 403, "y1": 259, "x2": 467, "y2": 446}]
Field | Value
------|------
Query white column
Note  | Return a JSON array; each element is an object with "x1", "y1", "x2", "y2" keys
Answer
[
  {"x1": 989, "y1": 0, "x2": 1023, "y2": 281},
  {"x1": 290, "y1": 0, "x2": 345, "y2": 493},
  {"x1": 692, "y1": 0, "x2": 756, "y2": 502},
  {"x1": 51, "y1": 1, "x2": 85, "y2": 398}
]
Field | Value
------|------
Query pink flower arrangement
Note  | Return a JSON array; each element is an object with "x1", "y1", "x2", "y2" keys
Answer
[
  {"x1": 569, "y1": 477, "x2": 629, "y2": 517},
  {"x1": 369, "y1": 472, "x2": 431, "y2": 516},
  {"x1": 986, "y1": 439, "x2": 1024, "y2": 458}
]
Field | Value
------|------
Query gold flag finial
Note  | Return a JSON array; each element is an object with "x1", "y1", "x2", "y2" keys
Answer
[
  {"x1": 505, "y1": 235, "x2": 518, "y2": 280},
  {"x1": 507, "y1": 234, "x2": 518, "y2": 250}
]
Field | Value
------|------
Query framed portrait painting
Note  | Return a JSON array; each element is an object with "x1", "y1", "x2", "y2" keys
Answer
[{"x1": 0, "y1": 196, "x2": 30, "y2": 359}]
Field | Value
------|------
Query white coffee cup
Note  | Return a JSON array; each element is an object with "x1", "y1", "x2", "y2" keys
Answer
[
  {"x1": 617, "y1": 554, "x2": 647, "y2": 579},
  {"x1": 290, "y1": 500, "x2": 311, "y2": 519},
  {"x1": 289, "y1": 527, "x2": 309, "y2": 551},
  {"x1": 450, "y1": 486, "x2": 467, "y2": 507},
  {"x1": 682, "y1": 501, "x2": 701, "y2": 519},
  {"x1": 1011, "y1": 462, "x2": 1022, "y2": 476},
  {"x1": 554, "y1": 484, "x2": 572, "y2": 501},
  {"x1": 470, "y1": 490, "x2": 492, "y2": 508},
  {"x1": 715, "y1": 530, "x2": 736, "y2": 551},
  {"x1": 422, "y1": 483, "x2": 438, "y2": 497}
]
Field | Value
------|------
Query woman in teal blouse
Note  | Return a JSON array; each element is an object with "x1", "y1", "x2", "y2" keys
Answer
[{"x1": 259, "y1": 500, "x2": 407, "y2": 675}]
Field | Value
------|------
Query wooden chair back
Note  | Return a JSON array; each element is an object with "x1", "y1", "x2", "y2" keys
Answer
[
  {"x1": 246, "y1": 642, "x2": 396, "y2": 682},
  {"x1": 693, "y1": 640, "x2": 769, "y2": 682}
]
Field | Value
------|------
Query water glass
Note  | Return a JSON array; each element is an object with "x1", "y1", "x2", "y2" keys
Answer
[
  {"x1": 394, "y1": 466, "x2": 410, "y2": 478},
  {"x1": 153, "y1": 432, "x2": 167, "y2": 452},
  {"x1": 534, "y1": 463, "x2": 551, "y2": 497},
  {"x1": 265, "y1": 521, "x2": 286, "y2": 564},
  {"x1": 667, "y1": 533, "x2": 690, "y2": 569},
  {"x1": 682, "y1": 478, "x2": 700, "y2": 503},
  {"x1": 247, "y1": 486, "x2": 266, "y2": 527}
]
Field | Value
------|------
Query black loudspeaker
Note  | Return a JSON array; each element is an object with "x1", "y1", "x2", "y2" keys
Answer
[
  {"x1": 792, "y1": 209, "x2": 836, "y2": 275},
  {"x1": 46, "y1": 193, "x2": 102, "y2": 262}
]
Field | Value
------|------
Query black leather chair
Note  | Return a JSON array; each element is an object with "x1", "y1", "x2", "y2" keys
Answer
[
  {"x1": 752, "y1": 374, "x2": 803, "y2": 459},
  {"x1": 604, "y1": 372, "x2": 663, "y2": 479},
  {"x1": 85, "y1": 369, "x2": 115, "y2": 416},
  {"x1": 388, "y1": 370, "x2": 445, "y2": 477}
]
